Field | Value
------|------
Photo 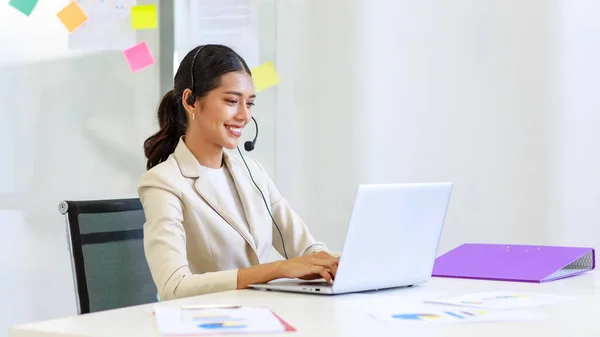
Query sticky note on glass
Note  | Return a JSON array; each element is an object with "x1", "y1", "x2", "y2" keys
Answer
[
  {"x1": 123, "y1": 41, "x2": 155, "y2": 73},
  {"x1": 131, "y1": 4, "x2": 158, "y2": 30},
  {"x1": 57, "y1": 2, "x2": 88, "y2": 33},
  {"x1": 251, "y1": 61, "x2": 280, "y2": 92},
  {"x1": 9, "y1": 0, "x2": 39, "y2": 16}
]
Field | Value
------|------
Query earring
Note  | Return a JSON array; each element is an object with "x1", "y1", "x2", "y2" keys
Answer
[{"x1": 192, "y1": 113, "x2": 195, "y2": 120}]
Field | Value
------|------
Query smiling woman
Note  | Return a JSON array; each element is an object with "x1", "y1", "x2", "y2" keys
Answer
[
  {"x1": 138, "y1": 44, "x2": 338, "y2": 301},
  {"x1": 143, "y1": 44, "x2": 255, "y2": 170}
]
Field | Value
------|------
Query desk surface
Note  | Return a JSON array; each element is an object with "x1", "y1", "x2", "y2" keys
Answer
[{"x1": 11, "y1": 272, "x2": 600, "y2": 337}]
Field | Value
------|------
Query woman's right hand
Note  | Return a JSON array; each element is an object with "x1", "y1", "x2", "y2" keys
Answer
[{"x1": 275, "y1": 251, "x2": 340, "y2": 284}]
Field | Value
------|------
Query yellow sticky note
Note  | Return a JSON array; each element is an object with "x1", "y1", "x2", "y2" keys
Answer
[
  {"x1": 251, "y1": 61, "x2": 280, "y2": 92},
  {"x1": 132, "y1": 4, "x2": 158, "y2": 30},
  {"x1": 56, "y1": 2, "x2": 88, "y2": 33}
]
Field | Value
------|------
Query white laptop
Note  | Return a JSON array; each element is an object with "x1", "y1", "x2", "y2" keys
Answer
[{"x1": 249, "y1": 182, "x2": 453, "y2": 295}]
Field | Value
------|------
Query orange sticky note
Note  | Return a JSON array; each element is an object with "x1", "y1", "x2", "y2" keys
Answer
[{"x1": 57, "y1": 2, "x2": 88, "y2": 33}]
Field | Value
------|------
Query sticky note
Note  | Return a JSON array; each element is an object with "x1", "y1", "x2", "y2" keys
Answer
[
  {"x1": 9, "y1": 0, "x2": 39, "y2": 16},
  {"x1": 131, "y1": 4, "x2": 158, "y2": 30},
  {"x1": 123, "y1": 41, "x2": 155, "y2": 73},
  {"x1": 251, "y1": 61, "x2": 280, "y2": 92},
  {"x1": 57, "y1": 2, "x2": 88, "y2": 33}
]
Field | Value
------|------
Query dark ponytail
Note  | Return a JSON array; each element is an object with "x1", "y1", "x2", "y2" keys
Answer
[
  {"x1": 143, "y1": 89, "x2": 187, "y2": 170},
  {"x1": 143, "y1": 44, "x2": 251, "y2": 170}
]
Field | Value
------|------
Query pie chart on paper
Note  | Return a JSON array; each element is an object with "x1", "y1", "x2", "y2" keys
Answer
[{"x1": 198, "y1": 320, "x2": 248, "y2": 329}]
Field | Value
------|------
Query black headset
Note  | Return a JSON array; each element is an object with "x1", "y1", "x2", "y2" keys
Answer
[
  {"x1": 185, "y1": 45, "x2": 203, "y2": 106},
  {"x1": 187, "y1": 45, "x2": 289, "y2": 259}
]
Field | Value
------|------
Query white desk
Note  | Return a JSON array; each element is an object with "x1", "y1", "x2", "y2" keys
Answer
[{"x1": 10, "y1": 272, "x2": 600, "y2": 337}]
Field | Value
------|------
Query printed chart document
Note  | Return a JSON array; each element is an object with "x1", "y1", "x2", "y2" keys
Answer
[
  {"x1": 154, "y1": 307, "x2": 290, "y2": 335},
  {"x1": 369, "y1": 304, "x2": 545, "y2": 325},
  {"x1": 425, "y1": 291, "x2": 578, "y2": 310},
  {"x1": 188, "y1": 0, "x2": 260, "y2": 68},
  {"x1": 69, "y1": 0, "x2": 136, "y2": 51}
]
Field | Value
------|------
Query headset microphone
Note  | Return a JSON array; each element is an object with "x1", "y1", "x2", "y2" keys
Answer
[{"x1": 244, "y1": 117, "x2": 258, "y2": 152}]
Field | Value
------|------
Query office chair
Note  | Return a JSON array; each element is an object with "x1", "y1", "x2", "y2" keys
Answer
[{"x1": 58, "y1": 198, "x2": 157, "y2": 314}]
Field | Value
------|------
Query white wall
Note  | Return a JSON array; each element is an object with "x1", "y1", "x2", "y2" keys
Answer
[
  {"x1": 275, "y1": 0, "x2": 360, "y2": 253},
  {"x1": 358, "y1": 0, "x2": 558, "y2": 253},
  {"x1": 275, "y1": 0, "x2": 560, "y2": 254},
  {"x1": 550, "y1": 0, "x2": 600, "y2": 248}
]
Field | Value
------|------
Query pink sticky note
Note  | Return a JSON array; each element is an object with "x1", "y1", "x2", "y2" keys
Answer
[{"x1": 123, "y1": 41, "x2": 155, "y2": 72}]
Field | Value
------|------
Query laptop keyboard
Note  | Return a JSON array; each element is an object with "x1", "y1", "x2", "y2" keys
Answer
[{"x1": 298, "y1": 281, "x2": 332, "y2": 287}]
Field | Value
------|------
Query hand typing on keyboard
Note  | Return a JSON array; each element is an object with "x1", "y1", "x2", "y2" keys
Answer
[{"x1": 275, "y1": 251, "x2": 339, "y2": 284}]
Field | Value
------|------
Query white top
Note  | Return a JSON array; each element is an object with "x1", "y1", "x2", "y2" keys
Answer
[
  {"x1": 10, "y1": 271, "x2": 600, "y2": 337},
  {"x1": 201, "y1": 164, "x2": 249, "y2": 230}
]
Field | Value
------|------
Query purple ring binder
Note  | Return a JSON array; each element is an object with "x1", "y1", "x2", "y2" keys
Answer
[{"x1": 432, "y1": 243, "x2": 596, "y2": 283}]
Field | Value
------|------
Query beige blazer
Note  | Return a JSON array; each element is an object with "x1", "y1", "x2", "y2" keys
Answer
[{"x1": 138, "y1": 137, "x2": 329, "y2": 300}]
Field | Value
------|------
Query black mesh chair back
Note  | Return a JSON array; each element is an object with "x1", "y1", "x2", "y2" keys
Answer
[{"x1": 58, "y1": 198, "x2": 157, "y2": 314}]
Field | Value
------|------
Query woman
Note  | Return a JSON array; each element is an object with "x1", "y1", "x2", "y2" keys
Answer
[{"x1": 139, "y1": 44, "x2": 338, "y2": 301}]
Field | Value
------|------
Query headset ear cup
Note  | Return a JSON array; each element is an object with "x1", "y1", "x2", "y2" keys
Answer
[{"x1": 186, "y1": 94, "x2": 196, "y2": 106}]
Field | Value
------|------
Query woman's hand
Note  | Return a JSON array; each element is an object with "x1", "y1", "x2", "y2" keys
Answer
[
  {"x1": 237, "y1": 251, "x2": 340, "y2": 289},
  {"x1": 275, "y1": 251, "x2": 340, "y2": 283}
]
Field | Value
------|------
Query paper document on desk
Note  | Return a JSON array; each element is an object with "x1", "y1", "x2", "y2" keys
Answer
[
  {"x1": 424, "y1": 291, "x2": 577, "y2": 310},
  {"x1": 154, "y1": 306, "x2": 293, "y2": 335},
  {"x1": 369, "y1": 304, "x2": 545, "y2": 325}
]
